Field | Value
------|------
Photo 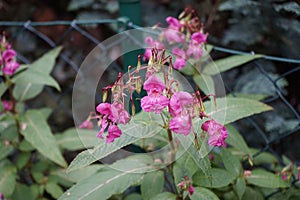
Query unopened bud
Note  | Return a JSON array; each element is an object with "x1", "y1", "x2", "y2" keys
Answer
[
  {"x1": 244, "y1": 170, "x2": 252, "y2": 178},
  {"x1": 137, "y1": 56, "x2": 141, "y2": 71},
  {"x1": 102, "y1": 90, "x2": 108, "y2": 102},
  {"x1": 131, "y1": 99, "x2": 135, "y2": 116},
  {"x1": 135, "y1": 79, "x2": 142, "y2": 94},
  {"x1": 248, "y1": 155, "x2": 253, "y2": 166}
]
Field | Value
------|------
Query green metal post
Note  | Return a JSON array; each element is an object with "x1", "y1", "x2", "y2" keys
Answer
[
  {"x1": 118, "y1": 0, "x2": 142, "y2": 69},
  {"x1": 118, "y1": 0, "x2": 144, "y2": 114}
]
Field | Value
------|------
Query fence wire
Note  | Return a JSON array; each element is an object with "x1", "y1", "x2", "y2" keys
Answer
[{"x1": 1, "y1": 19, "x2": 299, "y2": 198}]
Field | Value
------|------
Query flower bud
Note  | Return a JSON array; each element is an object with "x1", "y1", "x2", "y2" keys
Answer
[{"x1": 135, "y1": 78, "x2": 142, "y2": 94}]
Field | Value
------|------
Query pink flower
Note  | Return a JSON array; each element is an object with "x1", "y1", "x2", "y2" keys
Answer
[
  {"x1": 166, "y1": 16, "x2": 182, "y2": 31},
  {"x1": 95, "y1": 102, "x2": 130, "y2": 143},
  {"x1": 141, "y1": 95, "x2": 169, "y2": 114},
  {"x1": 106, "y1": 124, "x2": 122, "y2": 143},
  {"x1": 1, "y1": 49, "x2": 20, "y2": 76},
  {"x1": 191, "y1": 32, "x2": 207, "y2": 44},
  {"x1": 177, "y1": 176, "x2": 194, "y2": 196},
  {"x1": 2, "y1": 49, "x2": 17, "y2": 62},
  {"x1": 169, "y1": 91, "x2": 194, "y2": 117},
  {"x1": 2, "y1": 100, "x2": 13, "y2": 111},
  {"x1": 2, "y1": 62, "x2": 19, "y2": 76},
  {"x1": 143, "y1": 75, "x2": 166, "y2": 95},
  {"x1": 111, "y1": 102, "x2": 130, "y2": 124},
  {"x1": 173, "y1": 58, "x2": 186, "y2": 70},
  {"x1": 79, "y1": 120, "x2": 94, "y2": 129},
  {"x1": 97, "y1": 118, "x2": 108, "y2": 139},
  {"x1": 187, "y1": 42, "x2": 203, "y2": 60},
  {"x1": 209, "y1": 154, "x2": 215, "y2": 161},
  {"x1": 141, "y1": 75, "x2": 169, "y2": 114},
  {"x1": 188, "y1": 185, "x2": 194, "y2": 195},
  {"x1": 282, "y1": 173, "x2": 287, "y2": 181},
  {"x1": 201, "y1": 119, "x2": 228, "y2": 147},
  {"x1": 169, "y1": 115, "x2": 192, "y2": 136},
  {"x1": 178, "y1": 181, "x2": 185, "y2": 190},
  {"x1": 172, "y1": 48, "x2": 187, "y2": 70},
  {"x1": 164, "y1": 29, "x2": 185, "y2": 44},
  {"x1": 0, "y1": 192, "x2": 6, "y2": 200},
  {"x1": 96, "y1": 102, "x2": 112, "y2": 115},
  {"x1": 144, "y1": 36, "x2": 165, "y2": 60}
]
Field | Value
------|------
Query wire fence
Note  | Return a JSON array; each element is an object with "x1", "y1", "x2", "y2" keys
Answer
[{"x1": 1, "y1": 19, "x2": 300, "y2": 198}]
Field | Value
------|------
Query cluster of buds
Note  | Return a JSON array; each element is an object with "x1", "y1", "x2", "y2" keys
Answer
[
  {"x1": 0, "y1": 33, "x2": 20, "y2": 76},
  {"x1": 177, "y1": 176, "x2": 194, "y2": 196},
  {"x1": 280, "y1": 164, "x2": 300, "y2": 182},
  {"x1": 145, "y1": 8, "x2": 208, "y2": 70},
  {"x1": 81, "y1": 47, "x2": 228, "y2": 147}
]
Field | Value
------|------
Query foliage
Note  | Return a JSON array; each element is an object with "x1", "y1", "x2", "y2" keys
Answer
[
  {"x1": 1, "y1": 5, "x2": 299, "y2": 200},
  {"x1": 0, "y1": 45, "x2": 70, "y2": 200}
]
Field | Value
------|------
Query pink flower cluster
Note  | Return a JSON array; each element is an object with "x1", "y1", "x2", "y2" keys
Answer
[
  {"x1": 201, "y1": 119, "x2": 228, "y2": 147},
  {"x1": 144, "y1": 9, "x2": 208, "y2": 70},
  {"x1": 178, "y1": 176, "x2": 194, "y2": 196},
  {"x1": 140, "y1": 75, "x2": 194, "y2": 136},
  {"x1": 85, "y1": 47, "x2": 227, "y2": 146},
  {"x1": 140, "y1": 74, "x2": 228, "y2": 146},
  {"x1": 96, "y1": 102, "x2": 130, "y2": 143},
  {"x1": 0, "y1": 35, "x2": 20, "y2": 76}
]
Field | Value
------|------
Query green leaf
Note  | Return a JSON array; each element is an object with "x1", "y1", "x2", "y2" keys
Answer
[
  {"x1": 0, "y1": 160, "x2": 17, "y2": 197},
  {"x1": 67, "y1": 112, "x2": 163, "y2": 172},
  {"x1": 31, "y1": 47, "x2": 62, "y2": 73},
  {"x1": 251, "y1": 149, "x2": 278, "y2": 165},
  {"x1": 234, "y1": 177, "x2": 246, "y2": 200},
  {"x1": 227, "y1": 93, "x2": 268, "y2": 101},
  {"x1": 190, "y1": 187, "x2": 219, "y2": 200},
  {"x1": 0, "y1": 83, "x2": 7, "y2": 97},
  {"x1": 242, "y1": 187, "x2": 264, "y2": 200},
  {"x1": 11, "y1": 183, "x2": 39, "y2": 200},
  {"x1": 176, "y1": 134, "x2": 212, "y2": 180},
  {"x1": 59, "y1": 155, "x2": 154, "y2": 200},
  {"x1": 246, "y1": 169, "x2": 289, "y2": 188},
  {"x1": 180, "y1": 62, "x2": 196, "y2": 75},
  {"x1": 16, "y1": 152, "x2": 31, "y2": 169},
  {"x1": 193, "y1": 74, "x2": 215, "y2": 95},
  {"x1": 12, "y1": 47, "x2": 62, "y2": 101},
  {"x1": 221, "y1": 148, "x2": 242, "y2": 177},
  {"x1": 45, "y1": 182, "x2": 64, "y2": 199},
  {"x1": 20, "y1": 109, "x2": 67, "y2": 167},
  {"x1": 203, "y1": 54, "x2": 263, "y2": 75},
  {"x1": 150, "y1": 192, "x2": 177, "y2": 200},
  {"x1": 125, "y1": 193, "x2": 143, "y2": 200},
  {"x1": 55, "y1": 128, "x2": 99, "y2": 151},
  {"x1": 0, "y1": 142, "x2": 13, "y2": 161},
  {"x1": 14, "y1": 69, "x2": 60, "y2": 90},
  {"x1": 18, "y1": 140, "x2": 35, "y2": 152},
  {"x1": 51, "y1": 165, "x2": 104, "y2": 183},
  {"x1": 173, "y1": 151, "x2": 198, "y2": 187},
  {"x1": 141, "y1": 171, "x2": 164, "y2": 200},
  {"x1": 204, "y1": 97, "x2": 272, "y2": 125},
  {"x1": 0, "y1": 113, "x2": 16, "y2": 133},
  {"x1": 193, "y1": 168, "x2": 235, "y2": 188},
  {"x1": 39, "y1": 107, "x2": 53, "y2": 119},
  {"x1": 226, "y1": 125, "x2": 251, "y2": 157}
]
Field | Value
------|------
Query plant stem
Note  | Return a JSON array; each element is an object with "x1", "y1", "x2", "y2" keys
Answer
[
  {"x1": 5, "y1": 75, "x2": 22, "y2": 142},
  {"x1": 167, "y1": 128, "x2": 175, "y2": 169}
]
